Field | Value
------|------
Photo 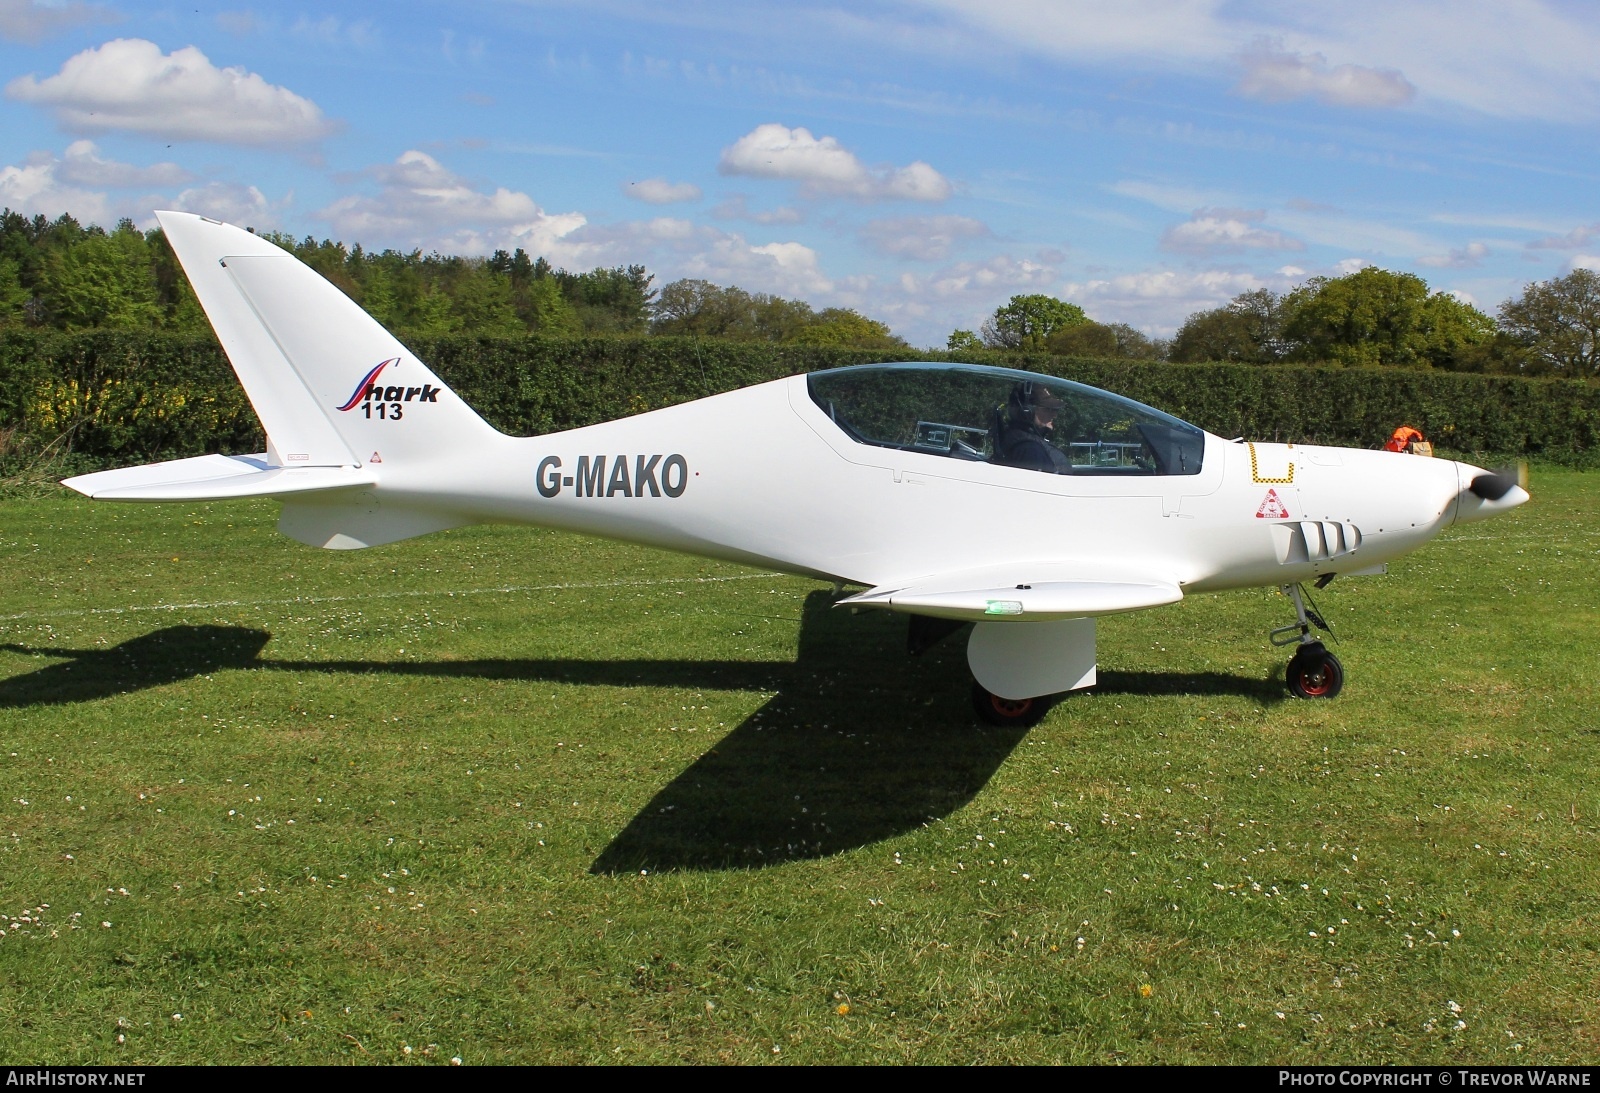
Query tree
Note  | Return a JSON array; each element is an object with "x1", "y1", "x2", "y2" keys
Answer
[
  {"x1": 1045, "y1": 320, "x2": 1159, "y2": 360},
  {"x1": 1498, "y1": 268, "x2": 1600, "y2": 375},
  {"x1": 447, "y1": 261, "x2": 523, "y2": 337},
  {"x1": 652, "y1": 279, "x2": 750, "y2": 337},
  {"x1": 946, "y1": 329, "x2": 982, "y2": 351},
  {"x1": 1281, "y1": 267, "x2": 1492, "y2": 368},
  {"x1": 1168, "y1": 307, "x2": 1259, "y2": 363},
  {"x1": 980, "y1": 294, "x2": 1088, "y2": 350},
  {"x1": 406, "y1": 287, "x2": 459, "y2": 337},
  {"x1": 1169, "y1": 288, "x2": 1292, "y2": 364},
  {"x1": 555, "y1": 264, "x2": 656, "y2": 334},
  {"x1": 650, "y1": 279, "x2": 902, "y2": 345},
  {"x1": 791, "y1": 308, "x2": 905, "y2": 349},
  {"x1": 43, "y1": 220, "x2": 163, "y2": 330},
  {"x1": 524, "y1": 276, "x2": 580, "y2": 337},
  {"x1": 0, "y1": 258, "x2": 27, "y2": 326}
]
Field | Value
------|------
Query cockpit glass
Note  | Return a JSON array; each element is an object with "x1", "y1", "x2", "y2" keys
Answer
[{"x1": 806, "y1": 362, "x2": 1205, "y2": 476}]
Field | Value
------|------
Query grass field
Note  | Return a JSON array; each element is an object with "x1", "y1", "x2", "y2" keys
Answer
[{"x1": 0, "y1": 469, "x2": 1595, "y2": 1065}]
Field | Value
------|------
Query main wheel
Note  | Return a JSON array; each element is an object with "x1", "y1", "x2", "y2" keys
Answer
[
  {"x1": 971, "y1": 681, "x2": 1051, "y2": 727},
  {"x1": 1287, "y1": 644, "x2": 1344, "y2": 699}
]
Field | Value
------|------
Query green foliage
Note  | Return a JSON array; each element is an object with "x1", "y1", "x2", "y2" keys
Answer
[
  {"x1": 524, "y1": 276, "x2": 581, "y2": 338},
  {"x1": 43, "y1": 221, "x2": 165, "y2": 331},
  {"x1": 946, "y1": 329, "x2": 982, "y2": 351},
  {"x1": 1169, "y1": 288, "x2": 1291, "y2": 364},
  {"x1": 790, "y1": 308, "x2": 901, "y2": 349},
  {"x1": 651, "y1": 279, "x2": 906, "y2": 348},
  {"x1": 1282, "y1": 268, "x2": 1495, "y2": 369},
  {"x1": 552, "y1": 263, "x2": 655, "y2": 334},
  {"x1": 0, "y1": 211, "x2": 671, "y2": 341},
  {"x1": 1044, "y1": 320, "x2": 1159, "y2": 360},
  {"x1": 981, "y1": 293, "x2": 1089, "y2": 350},
  {"x1": 1008, "y1": 351, "x2": 1600, "y2": 463},
  {"x1": 1498, "y1": 268, "x2": 1600, "y2": 376},
  {"x1": 3, "y1": 334, "x2": 1596, "y2": 473},
  {"x1": 0, "y1": 257, "x2": 26, "y2": 327}
]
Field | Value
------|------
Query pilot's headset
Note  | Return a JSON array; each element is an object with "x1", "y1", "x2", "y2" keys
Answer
[
  {"x1": 1008, "y1": 380, "x2": 1038, "y2": 422},
  {"x1": 1009, "y1": 380, "x2": 1060, "y2": 423}
]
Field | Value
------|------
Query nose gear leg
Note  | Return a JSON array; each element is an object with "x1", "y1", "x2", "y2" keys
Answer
[
  {"x1": 1270, "y1": 583, "x2": 1345, "y2": 699},
  {"x1": 1270, "y1": 582, "x2": 1334, "y2": 648}
]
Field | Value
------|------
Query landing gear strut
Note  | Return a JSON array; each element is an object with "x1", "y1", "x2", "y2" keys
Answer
[{"x1": 1271, "y1": 583, "x2": 1344, "y2": 699}]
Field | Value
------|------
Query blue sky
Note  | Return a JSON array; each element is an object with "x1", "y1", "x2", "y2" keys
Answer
[{"x1": 2, "y1": 0, "x2": 1597, "y2": 346}]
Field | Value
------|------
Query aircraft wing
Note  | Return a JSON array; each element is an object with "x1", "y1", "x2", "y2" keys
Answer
[
  {"x1": 839, "y1": 563, "x2": 1182, "y2": 622},
  {"x1": 63, "y1": 454, "x2": 377, "y2": 502}
]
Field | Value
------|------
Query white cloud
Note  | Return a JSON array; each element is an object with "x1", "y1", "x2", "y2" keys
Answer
[
  {"x1": 290, "y1": 15, "x2": 378, "y2": 50},
  {"x1": 899, "y1": 0, "x2": 1600, "y2": 121},
  {"x1": 1109, "y1": 179, "x2": 1225, "y2": 213},
  {"x1": 1063, "y1": 267, "x2": 1279, "y2": 335},
  {"x1": 860, "y1": 215, "x2": 990, "y2": 261},
  {"x1": 1417, "y1": 241, "x2": 1488, "y2": 268},
  {"x1": 0, "y1": 143, "x2": 288, "y2": 229},
  {"x1": 718, "y1": 123, "x2": 951, "y2": 201},
  {"x1": 1570, "y1": 255, "x2": 1600, "y2": 273},
  {"x1": 170, "y1": 181, "x2": 279, "y2": 229},
  {"x1": 215, "y1": 10, "x2": 258, "y2": 36},
  {"x1": 908, "y1": 0, "x2": 1231, "y2": 67},
  {"x1": 1235, "y1": 41, "x2": 1415, "y2": 108},
  {"x1": 622, "y1": 177, "x2": 703, "y2": 205},
  {"x1": 1333, "y1": 257, "x2": 1373, "y2": 274},
  {"x1": 1529, "y1": 223, "x2": 1600, "y2": 250},
  {"x1": 1119, "y1": 184, "x2": 1438, "y2": 260},
  {"x1": 729, "y1": 240, "x2": 833, "y2": 296},
  {"x1": 57, "y1": 140, "x2": 191, "y2": 188},
  {"x1": 0, "y1": 0, "x2": 114, "y2": 43},
  {"x1": 711, "y1": 193, "x2": 802, "y2": 224},
  {"x1": 1161, "y1": 208, "x2": 1303, "y2": 253},
  {"x1": 316, "y1": 150, "x2": 585, "y2": 255},
  {"x1": 556, "y1": 216, "x2": 837, "y2": 298},
  {"x1": 6, "y1": 38, "x2": 334, "y2": 145},
  {"x1": 835, "y1": 251, "x2": 1061, "y2": 345},
  {"x1": 921, "y1": 253, "x2": 1058, "y2": 298},
  {"x1": 0, "y1": 152, "x2": 112, "y2": 223}
]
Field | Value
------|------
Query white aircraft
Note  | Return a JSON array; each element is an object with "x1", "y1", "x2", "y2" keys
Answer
[{"x1": 64, "y1": 212, "x2": 1529, "y2": 726}]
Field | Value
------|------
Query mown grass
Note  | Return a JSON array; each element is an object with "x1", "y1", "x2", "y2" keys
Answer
[{"x1": 0, "y1": 469, "x2": 1594, "y2": 1065}]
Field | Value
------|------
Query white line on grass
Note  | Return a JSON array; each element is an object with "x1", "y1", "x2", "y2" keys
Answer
[{"x1": 0, "y1": 572, "x2": 796, "y2": 624}]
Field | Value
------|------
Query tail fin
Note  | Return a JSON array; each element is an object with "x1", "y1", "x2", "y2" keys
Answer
[
  {"x1": 65, "y1": 212, "x2": 502, "y2": 550},
  {"x1": 155, "y1": 210, "x2": 498, "y2": 468}
]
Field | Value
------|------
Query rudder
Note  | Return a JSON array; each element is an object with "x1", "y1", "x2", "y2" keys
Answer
[{"x1": 156, "y1": 211, "x2": 499, "y2": 471}]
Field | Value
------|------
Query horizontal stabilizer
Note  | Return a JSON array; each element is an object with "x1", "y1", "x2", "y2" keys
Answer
[
  {"x1": 63, "y1": 454, "x2": 377, "y2": 502},
  {"x1": 842, "y1": 564, "x2": 1182, "y2": 621}
]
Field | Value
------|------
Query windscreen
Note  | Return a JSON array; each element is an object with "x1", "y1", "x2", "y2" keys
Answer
[{"x1": 807, "y1": 362, "x2": 1205, "y2": 476}]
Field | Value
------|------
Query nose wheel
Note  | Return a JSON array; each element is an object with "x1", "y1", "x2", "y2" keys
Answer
[
  {"x1": 1287, "y1": 641, "x2": 1343, "y2": 699},
  {"x1": 1272, "y1": 583, "x2": 1344, "y2": 699},
  {"x1": 971, "y1": 682, "x2": 1052, "y2": 727}
]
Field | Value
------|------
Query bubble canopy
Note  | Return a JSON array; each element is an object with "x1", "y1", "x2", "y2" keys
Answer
[{"x1": 806, "y1": 362, "x2": 1206, "y2": 476}]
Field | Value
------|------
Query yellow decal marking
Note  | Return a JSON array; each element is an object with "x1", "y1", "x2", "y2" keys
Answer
[{"x1": 1248, "y1": 442, "x2": 1294, "y2": 484}]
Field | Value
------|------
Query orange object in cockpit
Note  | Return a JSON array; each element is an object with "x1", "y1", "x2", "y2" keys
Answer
[{"x1": 1384, "y1": 426, "x2": 1432, "y2": 455}]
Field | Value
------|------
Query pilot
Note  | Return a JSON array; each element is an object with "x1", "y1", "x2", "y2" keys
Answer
[{"x1": 995, "y1": 381, "x2": 1071, "y2": 472}]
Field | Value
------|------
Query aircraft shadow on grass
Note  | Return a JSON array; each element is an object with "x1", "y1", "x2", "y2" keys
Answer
[
  {"x1": 0, "y1": 592, "x2": 1284, "y2": 872},
  {"x1": 0, "y1": 625, "x2": 272, "y2": 707}
]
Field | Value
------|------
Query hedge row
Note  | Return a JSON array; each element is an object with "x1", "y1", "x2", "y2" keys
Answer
[{"x1": 2, "y1": 332, "x2": 1597, "y2": 470}]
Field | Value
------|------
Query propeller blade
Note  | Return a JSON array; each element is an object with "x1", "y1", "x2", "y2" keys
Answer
[
  {"x1": 1469, "y1": 472, "x2": 1515, "y2": 501},
  {"x1": 1494, "y1": 461, "x2": 1530, "y2": 491}
]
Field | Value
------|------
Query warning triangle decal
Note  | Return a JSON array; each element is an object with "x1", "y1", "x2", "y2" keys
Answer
[
  {"x1": 1255, "y1": 489, "x2": 1289, "y2": 519},
  {"x1": 370, "y1": 452, "x2": 383, "y2": 463}
]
